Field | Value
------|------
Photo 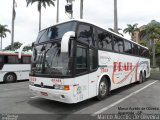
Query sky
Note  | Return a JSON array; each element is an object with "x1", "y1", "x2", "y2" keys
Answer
[{"x1": 0, "y1": 0, "x2": 160, "y2": 49}]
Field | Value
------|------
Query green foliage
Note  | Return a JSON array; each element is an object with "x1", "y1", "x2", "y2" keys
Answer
[
  {"x1": 0, "y1": 24, "x2": 11, "y2": 38},
  {"x1": 4, "y1": 42, "x2": 22, "y2": 50},
  {"x1": 108, "y1": 28, "x2": 124, "y2": 36},
  {"x1": 23, "y1": 46, "x2": 32, "y2": 51},
  {"x1": 123, "y1": 23, "x2": 139, "y2": 39},
  {"x1": 4, "y1": 41, "x2": 32, "y2": 51},
  {"x1": 139, "y1": 40, "x2": 147, "y2": 47},
  {"x1": 140, "y1": 22, "x2": 160, "y2": 41},
  {"x1": 156, "y1": 57, "x2": 160, "y2": 68},
  {"x1": 0, "y1": 24, "x2": 11, "y2": 49},
  {"x1": 26, "y1": 0, "x2": 55, "y2": 11},
  {"x1": 155, "y1": 41, "x2": 160, "y2": 55}
]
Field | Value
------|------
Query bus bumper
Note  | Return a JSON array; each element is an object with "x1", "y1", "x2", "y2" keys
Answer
[{"x1": 29, "y1": 85, "x2": 76, "y2": 104}]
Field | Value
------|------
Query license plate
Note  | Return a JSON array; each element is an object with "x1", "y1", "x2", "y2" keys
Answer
[{"x1": 40, "y1": 92, "x2": 48, "y2": 96}]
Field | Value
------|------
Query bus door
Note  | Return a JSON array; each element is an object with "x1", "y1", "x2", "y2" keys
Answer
[
  {"x1": 88, "y1": 48, "x2": 98, "y2": 98},
  {"x1": 74, "y1": 44, "x2": 89, "y2": 101}
]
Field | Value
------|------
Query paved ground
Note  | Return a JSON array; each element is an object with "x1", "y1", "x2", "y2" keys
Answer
[
  {"x1": 0, "y1": 79, "x2": 160, "y2": 120},
  {"x1": 150, "y1": 71, "x2": 160, "y2": 80}
]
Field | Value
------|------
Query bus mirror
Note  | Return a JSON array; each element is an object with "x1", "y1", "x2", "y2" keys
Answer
[
  {"x1": 61, "y1": 31, "x2": 75, "y2": 53},
  {"x1": 18, "y1": 42, "x2": 32, "y2": 59},
  {"x1": 32, "y1": 42, "x2": 35, "y2": 48}
]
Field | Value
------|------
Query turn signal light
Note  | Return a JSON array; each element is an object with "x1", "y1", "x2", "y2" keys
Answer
[
  {"x1": 64, "y1": 85, "x2": 70, "y2": 90},
  {"x1": 54, "y1": 85, "x2": 70, "y2": 90}
]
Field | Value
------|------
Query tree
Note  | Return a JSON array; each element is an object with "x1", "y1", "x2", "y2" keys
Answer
[
  {"x1": 140, "y1": 22, "x2": 160, "y2": 68},
  {"x1": 4, "y1": 42, "x2": 22, "y2": 50},
  {"x1": 155, "y1": 41, "x2": 160, "y2": 69},
  {"x1": 26, "y1": 0, "x2": 55, "y2": 31},
  {"x1": 108, "y1": 28, "x2": 123, "y2": 36},
  {"x1": 123, "y1": 23, "x2": 139, "y2": 40},
  {"x1": 139, "y1": 40, "x2": 147, "y2": 47},
  {"x1": 23, "y1": 46, "x2": 32, "y2": 51},
  {"x1": 0, "y1": 24, "x2": 11, "y2": 50},
  {"x1": 4, "y1": 41, "x2": 32, "y2": 51}
]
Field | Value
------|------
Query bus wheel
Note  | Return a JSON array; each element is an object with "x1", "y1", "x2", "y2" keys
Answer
[
  {"x1": 4, "y1": 73, "x2": 16, "y2": 83},
  {"x1": 143, "y1": 72, "x2": 146, "y2": 82},
  {"x1": 138, "y1": 72, "x2": 143, "y2": 84},
  {"x1": 97, "y1": 77, "x2": 109, "y2": 100}
]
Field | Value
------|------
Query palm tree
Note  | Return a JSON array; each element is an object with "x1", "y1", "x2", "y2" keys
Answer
[
  {"x1": 0, "y1": 24, "x2": 11, "y2": 50},
  {"x1": 140, "y1": 22, "x2": 160, "y2": 68},
  {"x1": 26, "y1": 0, "x2": 55, "y2": 31},
  {"x1": 123, "y1": 23, "x2": 139, "y2": 40},
  {"x1": 108, "y1": 28, "x2": 123, "y2": 36}
]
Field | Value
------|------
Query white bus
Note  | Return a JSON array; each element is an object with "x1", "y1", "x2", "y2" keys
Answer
[
  {"x1": 0, "y1": 51, "x2": 32, "y2": 83},
  {"x1": 29, "y1": 19, "x2": 150, "y2": 103}
]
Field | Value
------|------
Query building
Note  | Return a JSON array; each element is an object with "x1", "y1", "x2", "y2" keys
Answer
[{"x1": 132, "y1": 20, "x2": 160, "y2": 43}]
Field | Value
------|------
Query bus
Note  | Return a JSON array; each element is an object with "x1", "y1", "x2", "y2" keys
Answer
[
  {"x1": 0, "y1": 50, "x2": 32, "y2": 83},
  {"x1": 29, "y1": 19, "x2": 150, "y2": 103}
]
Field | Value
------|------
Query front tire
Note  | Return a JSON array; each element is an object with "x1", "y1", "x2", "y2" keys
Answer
[
  {"x1": 143, "y1": 72, "x2": 146, "y2": 82},
  {"x1": 4, "y1": 73, "x2": 16, "y2": 83},
  {"x1": 97, "y1": 77, "x2": 109, "y2": 100},
  {"x1": 138, "y1": 72, "x2": 143, "y2": 84}
]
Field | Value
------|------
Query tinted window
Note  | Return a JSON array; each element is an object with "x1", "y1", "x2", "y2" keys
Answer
[
  {"x1": 92, "y1": 27, "x2": 97, "y2": 47},
  {"x1": 35, "y1": 30, "x2": 46, "y2": 44},
  {"x1": 140, "y1": 47, "x2": 148, "y2": 57},
  {"x1": 98, "y1": 29, "x2": 113, "y2": 50},
  {"x1": 124, "y1": 40, "x2": 132, "y2": 54},
  {"x1": 113, "y1": 37, "x2": 124, "y2": 53},
  {"x1": 38, "y1": 30, "x2": 49, "y2": 43},
  {"x1": 76, "y1": 45, "x2": 87, "y2": 74},
  {"x1": 49, "y1": 22, "x2": 76, "y2": 40},
  {"x1": 132, "y1": 44, "x2": 138, "y2": 55},
  {"x1": 0, "y1": 56, "x2": 3, "y2": 63},
  {"x1": 89, "y1": 49, "x2": 97, "y2": 70},
  {"x1": 8, "y1": 56, "x2": 19, "y2": 64},
  {"x1": 22, "y1": 56, "x2": 31, "y2": 64},
  {"x1": 77, "y1": 24, "x2": 92, "y2": 45},
  {"x1": 36, "y1": 22, "x2": 76, "y2": 44}
]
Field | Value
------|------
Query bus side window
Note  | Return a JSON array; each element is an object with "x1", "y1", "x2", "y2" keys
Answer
[
  {"x1": 132, "y1": 44, "x2": 138, "y2": 56},
  {"x1": 124, "y1": 40, "x2": 132, "y2": 54},
  {"x1": 8, "y1": 56, "x2": 19, "y2": 64},
  {"x1": 113, "y1": 37, "x2": 124, "y2": 53},
  {"x1": 77, "y1": 24, "x2": 92, "y2": 45},
  {"x1": 22, "y1": 56, "x2": 31, "y2": 64},
  {"x1": 4, "y1": 56, "x2": 8, "y2": 64},
  {"x1": 92, "y1": 27, "x2": 97, "y2": 47},
  {"x1": 89, "y1": 49, "x2": 97, "y2": 71},
  {"x1": 98, "y1": 29, "x2": 113, "y2": 51},
  {"x1": 76, "y1": 45, "x2": 87, "y2": 74}
]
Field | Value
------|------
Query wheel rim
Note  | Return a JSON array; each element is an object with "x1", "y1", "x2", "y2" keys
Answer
[
  {"x1": 99, "y1": 81, "x2": 107, "y2": 96},
  {"x1": 6, "y1": 75, "x2": 14, "y2": 82}
]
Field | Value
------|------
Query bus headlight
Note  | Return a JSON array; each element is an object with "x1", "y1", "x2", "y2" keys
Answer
[{"x1": 54, "y1": 85, "x2": 70, "y2": 90}]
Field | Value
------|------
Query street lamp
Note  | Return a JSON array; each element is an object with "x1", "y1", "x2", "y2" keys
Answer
[
  {"x1": 114, "y1": 0, "x2": 118, "y2": 33},
  {"x1": 65, "y1": 0, "x2": 74, "y2": 19},
  {"x1": 80, "y1": 0, "x2": 83, "y2": 19},
  {"x1": 56, "y1": 0, "x2": 59, "y2": 23}
]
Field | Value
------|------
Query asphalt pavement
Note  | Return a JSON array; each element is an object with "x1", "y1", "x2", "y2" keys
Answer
[{"x1": 0, "y1": 79, "x2": 160, "y2": 120}]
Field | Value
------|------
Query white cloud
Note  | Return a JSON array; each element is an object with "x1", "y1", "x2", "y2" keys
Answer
[{"x1": 0, "y1": 0, "x2": 160, "y2": 48}]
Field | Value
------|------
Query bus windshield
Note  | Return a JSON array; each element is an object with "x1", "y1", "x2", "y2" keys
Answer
[
  {"x1": 31, "y1": 42, "x2": 73, "y2": 77},
  {"x1": 35, "y1": 21, "x2": 77, "y2": 44}
]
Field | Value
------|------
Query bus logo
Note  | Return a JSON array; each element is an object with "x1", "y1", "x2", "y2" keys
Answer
[{"x1": 99, "y1": 52, "x2": 111, "y2": 64}]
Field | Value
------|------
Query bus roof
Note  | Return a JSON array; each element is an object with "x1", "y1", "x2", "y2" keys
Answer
[
  {"x1": 41, "y1": 19, "x2": 148, "y2": 50},
  {"x1": 0, "y1": 51, "x2": 32, "y2": 56}
]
